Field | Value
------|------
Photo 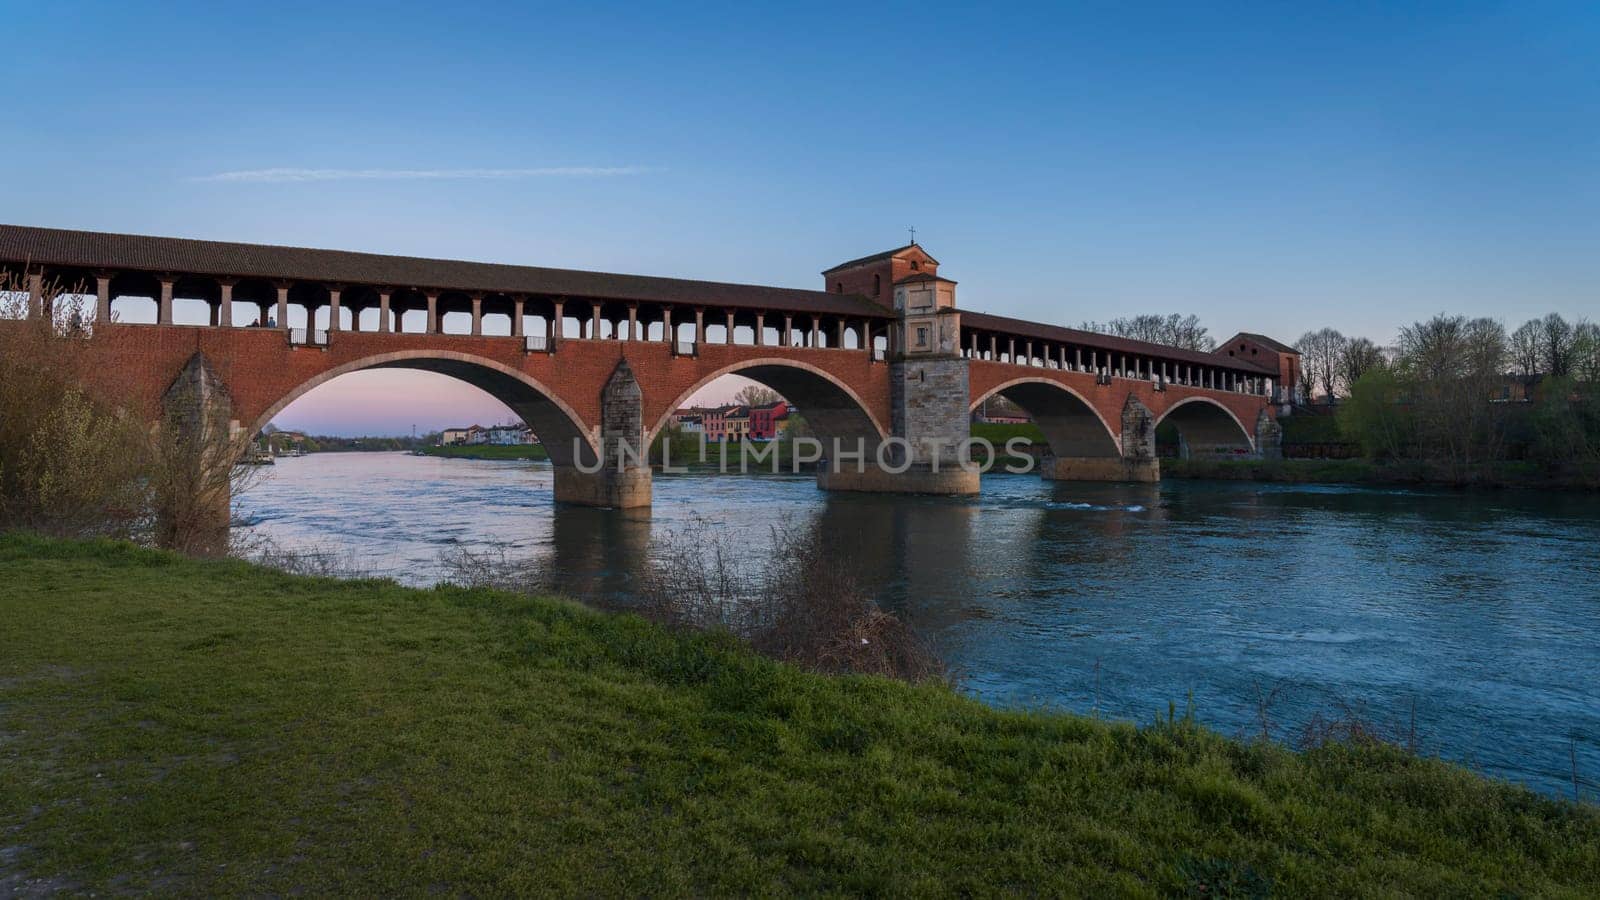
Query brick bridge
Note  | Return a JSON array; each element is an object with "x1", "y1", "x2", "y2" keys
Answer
[{"x1": 1, "y1": 225, "x2": 1299, "y2": 509}]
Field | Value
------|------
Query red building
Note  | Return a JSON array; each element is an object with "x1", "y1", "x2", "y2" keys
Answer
[{"x1": 748, "y1": 401, "x2": 792, "y2": 440}]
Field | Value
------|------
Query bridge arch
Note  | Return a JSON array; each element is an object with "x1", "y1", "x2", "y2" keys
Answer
[
  {"x1": 970, "y1": 377, "x2": 1123, "y2": 460},
  {"x1": 650, "y1": 358, "x2": 889, "y2": 451},
  {"x1": 1154, "y1": 396, "x2": 1255, "y2": 458},
  {"x1": 250, "y1": 350, "x2": 601, "y2": 466}
]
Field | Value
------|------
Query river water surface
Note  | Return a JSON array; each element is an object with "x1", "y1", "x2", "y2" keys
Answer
[{"x1": 237, "y1": 452, "x2": 1600, "y2": 797}]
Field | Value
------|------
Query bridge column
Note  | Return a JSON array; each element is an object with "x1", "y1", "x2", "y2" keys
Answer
[
  {"x1": 552, "y1": 299, "x2": 565, "y2": 345},
  {"x1": 553, "y1": 360, "x2": 651, "y2": 509},
  {"x1": 218, "y1": 280, "x2": 234, "y2": 327},
  {"x1": 25, "y1": 270, "x2": 43, "y2": 319},
  {"x1": 1040, "y1": 394, "x2": 1159, "y2": 482},
  {"x1": 470, "y1": 294, "x2": 483, "y2": 336},
  {"x1": 155, "y1": 352, "x2": 236, "y2": 556},
  {"x1": 1256, "y1": 409, "x2": 1282, "y2": 460},
  {"x1": 327, "y1": 286, "x2": 342, "y2": 332},
  {"x1": 819, "y1": 274, "x2": 977, "y2": 496},
  {"x1": 275, "y1": 284, "x2": 289, "y2": 330},
  {"x1": 755, "y1": 312, "x2": 766, "y2": 346},
  {"x1": 426, "y1": 292, "x2": 439, "y2": 334},
  {"x1": 95, "y1": 273, "x2": 111, "y2": 324},
  {"x1": 694, "y1": 307, "x2": 705, "y2": 347},
  {"x1": 512, "y1": 296, "x2": 525, "y2": 338},
  {"x1": 158, "y1": 276, "x2": 174, "y2": 325},
  {"x1": 378, "y1": 290, "x2": 391, "y2": 333}
]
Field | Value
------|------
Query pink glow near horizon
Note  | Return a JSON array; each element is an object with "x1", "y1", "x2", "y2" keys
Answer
[{"x1": 270, "y1": 370, "x2": 766, "y2": 437}]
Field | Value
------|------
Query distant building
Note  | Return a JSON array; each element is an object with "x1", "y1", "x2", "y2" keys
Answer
[
  {"x1": 442, "y1": 425, "x2": 488, "y2": 445},
  {"x1": 723, "y1": 406, "x2": 750, "y2": 442},
  {"x1": 748, "y1": 401, "x2": 791, "y2": 441},
  {"x1": 972, "y1": 412, "x2": 1031, "y2": 425},
  {"x1": 701, "y1": 406, "x2": 727, "y2": 443},
  {"x1": 678, "y1": 415, "x2": 702, "y2": 434},
  {"x1": 1493, "y1": 374, "x2": 1545, "y2": 404},
  {"x1": 485, "y1": 424, "x2": 532, "y2": 445},
  {"x1": 1217, "y1": 332, "x2": 1303, "y2": 406}
]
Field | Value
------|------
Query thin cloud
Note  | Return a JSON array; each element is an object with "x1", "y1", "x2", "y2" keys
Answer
[{"x1": 190, "y1": 166, "x2": 655, "y2": 183}]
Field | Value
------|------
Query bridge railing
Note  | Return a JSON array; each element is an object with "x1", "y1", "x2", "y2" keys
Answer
[
  {"x1": 675, "y1": 340, "x2": 698, "y2": 357},
  {"x1": 524, "y1": 335, "x2": 550, "y2": 353},
  {"x1": 288, "y1": 328, "x2": 328, "y2": 347}
]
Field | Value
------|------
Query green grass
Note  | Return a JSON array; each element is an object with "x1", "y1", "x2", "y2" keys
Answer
[
  {"x1": 2, "y1": 534, "x2": 1596, "y2": 896},
  {"x1": 418, "y1": 443, "x2": 550, "y2": 460}
]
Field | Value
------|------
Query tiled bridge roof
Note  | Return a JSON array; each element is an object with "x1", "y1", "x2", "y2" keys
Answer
[{"x1": 0, "y1": 224, "x2": 890, "y2": 319}]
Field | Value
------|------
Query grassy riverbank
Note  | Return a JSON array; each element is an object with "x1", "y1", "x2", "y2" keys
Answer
[
  {"x1": 1163, "y1": 457, "x2": 1600, "y2": 489},
  {"x1": 417, "y1": 443, "x2": 550, "y2": 461},
  {"x1": 2, "y1": 534, "x2": 1596, "y2": 895}
]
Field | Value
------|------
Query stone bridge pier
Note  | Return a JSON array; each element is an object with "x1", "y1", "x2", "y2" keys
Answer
[{"x1": 551, "y1": 360, "x2": 652, "y2": 509}]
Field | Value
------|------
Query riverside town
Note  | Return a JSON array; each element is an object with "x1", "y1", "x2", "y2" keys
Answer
[{"x1": 2, "y1": 4, "x2": 1597, "y2": 896}]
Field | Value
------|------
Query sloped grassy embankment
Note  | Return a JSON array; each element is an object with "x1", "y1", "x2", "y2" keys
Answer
[{"x1": 1, "y1": 534, "x2": 1596, "y2": 895}]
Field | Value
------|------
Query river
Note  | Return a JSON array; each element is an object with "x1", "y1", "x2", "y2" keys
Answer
[{"x1": 236, "y1": 451, "x2": 1600, "y2": 797}]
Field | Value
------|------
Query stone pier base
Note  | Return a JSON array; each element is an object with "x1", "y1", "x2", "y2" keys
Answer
[
  {"x1": 816, "y1": 465, "x2": 981, "y2": 496},
  {"x1": 1040, "y1": 456, "x2": 1160, "y2": 483},
  {"x1": 552, "y1": 466, "x2": 653, "y2": 508}
]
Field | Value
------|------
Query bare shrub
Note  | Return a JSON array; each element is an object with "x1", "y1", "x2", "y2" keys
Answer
[
  {"x1": 639, "y1": 519, "x2": 951, "y2": 684},
  {"x1": 436, "y1": 543, "x2": 548, "y2": 593},
  {"x1": 1, "y1": 272, "x2": 256, "y2": 551},
  {"x1": 231, "y1": 531, "x2": 374, "y2": 580},
  {"x1": 1296, "y1": 697, "x2": 1419, "y2": 754},
  {"x1": 0, "y1": 273, "x2": 153, "y2": 539}
]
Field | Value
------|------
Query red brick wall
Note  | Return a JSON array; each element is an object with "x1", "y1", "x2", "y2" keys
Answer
[
  {"x1": 78, "y1": 324, "x2": 894, "y2": 447},
  {"x1": 75, "y1": 324, "x2": 1266, "y2": 460},
  {"x1": 967, "y1": 360, "x2": 1271, "y2": 449},
  {"x1": 822, "y1": 246, "x2": 938, "y2": 309}
]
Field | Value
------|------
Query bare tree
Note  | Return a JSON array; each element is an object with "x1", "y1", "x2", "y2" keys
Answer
[
  {"x1": 1295, "y1": 328, "x2": 1348, "y2": 401},
  {"x1": 1510, "y1": 318, "x2": 1542, "y2": 377},
  {"x1": 1338, "y1": 337, "x2": 1386, "y2": 390},
  {"x1": 1393, "y1": 314, "x2": 1510, "y2": 472},
  {"x1": 1080, "y1": 313, "x2": 1215, "y2": 352},
  {"x1": 1397, "y1": 315, "x2": 1467, "y2": 381},
  {"x1": 733, "y1": 384, "x2": 780, "y2": 407},
  {"x1": 1539, "y1": 313, "x2": 1577, "y2": 377},
  {"x1": 1463, "y1": 317, "x2": 1508, "y2": 378}
]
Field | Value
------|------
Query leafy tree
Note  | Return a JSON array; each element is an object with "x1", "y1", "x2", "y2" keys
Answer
[
  {"x1": 1529, "y1": 377, "x2": 1600, "y2": 466},
  {"x1": 1572, "y1": 322, "x2": 1600, "y2": 384},
  {"x1": 1337, "y1": 369, "x2": 1410, "y2": 459}
]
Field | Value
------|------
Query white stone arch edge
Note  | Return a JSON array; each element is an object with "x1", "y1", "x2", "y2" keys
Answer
[
  {"x1": 1151, "y1": 395, "x2": 1257, "y2": 453},
  {"x1": 246, "y1": 349, "x2": 601, "y2": 459},
  {"x1": 647, "y1": 357, "x2": 890, "y2": 444},
  {"x1": 967, "y1": 375, "x2": 1122, "y2": 454}
]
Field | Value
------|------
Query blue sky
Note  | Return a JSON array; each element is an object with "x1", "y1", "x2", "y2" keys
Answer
[{"x1": 6, "y1": 1, "x2": 1597, "y2": 434}]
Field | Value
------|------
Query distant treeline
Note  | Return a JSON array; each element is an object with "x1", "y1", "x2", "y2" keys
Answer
[
  {"x1": 267, "y1": 432, "x2": 439, "y2": 453},
  {"x1": 1292, "y1": 312, "x2": 1600, "y2": 481}
]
